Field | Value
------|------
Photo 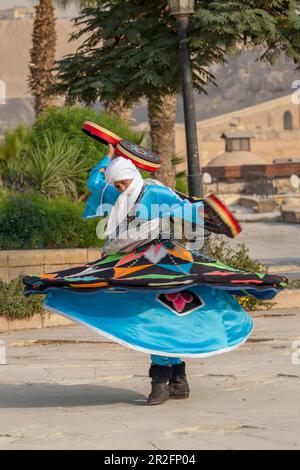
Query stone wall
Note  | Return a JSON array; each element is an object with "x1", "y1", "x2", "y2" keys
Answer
[
  {"x1": 174, "y1": 95, "x2": 300, "y2": 170},
  {"x1": 204, "y1": 178, "x2": 300, "y2": 196},
  {"x1": 203, "y1": 181, "x2": 246, "y2": 196},
  {"x1": 281, "y1": 209, "x2": 300, "y2": 223},
  {"x1": 0, "y1": 248, "x2": 101, "y2": 284},
  {"x1": 273, "y1": 178, "x2": 300, "y2": 194}
]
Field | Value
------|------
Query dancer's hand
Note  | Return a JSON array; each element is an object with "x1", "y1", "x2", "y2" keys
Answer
[{"x1": 108, "y1": 144, "x2": 115, "y2": 160}]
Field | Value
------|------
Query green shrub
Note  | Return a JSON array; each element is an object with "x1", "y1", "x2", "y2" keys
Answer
[
  {"x1": 0, "y1": 107, "x2": 142, "y2": 198},
  {"x1": 43, "y1": 197, "x2": 100, "y2": 249},
  {"x1": 175, "y1": 176, "x2": 188, "y2": 194},
  {"x1": 203, "y1": 235, "x2": 273, "y2": 311},
  {"x1": 0, "y1": 278, "x2": 43, "y2": 320},
  {"x1": 30, "y1": 106, "x2": 141, "y2": 170},
  {"x1": 0, "y1": 191, "x2": 101, "y2": 249},
  {"x1": 0, "y1": 124, "x2": 31, "y2": 189},
  {"x1": 25, "y1": 134, "x2": 88, "y2": 199},
  {"x1": 203, "y1": 236, "x2": 265, "y2": 273}
]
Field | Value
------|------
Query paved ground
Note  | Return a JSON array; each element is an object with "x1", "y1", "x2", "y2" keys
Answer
[
  {"x1": 231, "y1": 221, "x2": 300, "y2": 267},
  {"x1": 1, "y1": 307, "x2": 300, "y2": 450}
]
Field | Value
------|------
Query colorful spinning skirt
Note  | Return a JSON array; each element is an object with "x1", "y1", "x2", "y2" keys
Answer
[{"x1": 23, "y1": 241, "x2": 287, "y2": 357}]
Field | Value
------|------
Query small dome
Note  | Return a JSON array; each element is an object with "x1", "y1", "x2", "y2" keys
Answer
[{"x1": 207, "y1": 151, "x2": 266, "y2": 167}]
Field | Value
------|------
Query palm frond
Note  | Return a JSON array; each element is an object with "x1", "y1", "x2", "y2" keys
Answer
[{"x1": 25, "y1": 134, "x2": 89, "y2": 199}]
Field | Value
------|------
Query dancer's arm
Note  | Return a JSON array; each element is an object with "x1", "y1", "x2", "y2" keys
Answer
[
  {"x1": 83, "y1": 145, "x2": 119, "y2": 219},
  {"x1": 86, "y1": 145, "x2": 116, "y2": 192},
  {"x1": 137, "y1": 185, "x2": 204, "y2": 226}
]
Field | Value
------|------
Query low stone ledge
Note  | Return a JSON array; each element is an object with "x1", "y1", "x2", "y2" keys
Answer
[
  {"x1": 0, "y1": 252, "x2": 9, "y2": 268},
  {"x1": 8, "y1": 265, "x2": 44, "y2": 281},
  {"x1": 0, "y1": 248, "x2": 102, "y2": 268},
  {"x1": 254, "y1": 199, "x2": 278, "y2": 214},
  {"x1": 235, "y1": 211, "x2": 280, "y2": 223},
  {"x1": 268, "y1": 264, "x2": 300, "y2": 273},
  {"x1": 269, "y1": 289, "x2": 300, "y2": 310},
  {"x1": 87, "y1": 248, "x2": 102, "y2": 263},
  {"x1": 7, "y1": 250, "x2": 45, "y2": 268},
  {"x1": 43, "y1": 264, "x2": 80, "y2": 274},
  {"x1": 281, "y1": 209, "x2": 300, "y2": 223},
  {"x1": 0, "y1": 313, "x2": 74, "y2": 332},
  {"x1": 239, "y1": 197, "x2": 258, "y2": 209},
  {"x1": 43, "y1": 249, "x2": 88, "y2": 265},
  {"x1": 0, "y1": 248, "x2": 102, "y2": 283}
]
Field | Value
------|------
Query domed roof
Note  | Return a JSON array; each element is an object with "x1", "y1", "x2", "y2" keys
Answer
[{"x1": 207, "y1": 151, "x2": 266, "y2": 167}]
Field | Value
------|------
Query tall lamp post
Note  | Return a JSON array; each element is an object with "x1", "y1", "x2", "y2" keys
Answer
[{"x1": 168, "y1": 0, "x2": 202, "y2": 197}]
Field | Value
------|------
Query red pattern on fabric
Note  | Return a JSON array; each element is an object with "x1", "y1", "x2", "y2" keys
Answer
[
  {"x1": 165, "y1": 292, "x2": 194, "y2": 313},
  {"x1": 230, "y1": 279, "x2": 263, "y2": 284}
]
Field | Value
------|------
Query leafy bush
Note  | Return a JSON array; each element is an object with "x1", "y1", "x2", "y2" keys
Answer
[
  {"x1": 203, "y1": 235, "x2": 273, "y2": 311},
  {"x1": 0, "y1": 106, "x2": 142, "y2": 198},
  {"x1": 0, "y1": 125, "x2": 31, "y2": 189},
  {"x1": 30, "y1": 106, "x2": 141, "y2": 170},
  {"x1": 0, "y1": 191, "x2": 101, "y2": 249},
  {"x1": 175, "y1": 176, "x2": 188, "y2": 194},
  {"x1": 0, "y1": 278, "x2": 43, "y2": 320},
  {"x1": 25, "y1": 134, "x2": 88, "y2": 199},
  {"x1": 203, "y1": 237, "x2": 265, "y2": 273}
]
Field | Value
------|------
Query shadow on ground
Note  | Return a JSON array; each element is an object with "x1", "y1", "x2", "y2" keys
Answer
[{"x1": 0, "y1": 383, "x2": 145, "y2": 408}]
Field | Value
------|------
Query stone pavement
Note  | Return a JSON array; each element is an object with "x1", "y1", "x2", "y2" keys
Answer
[
  {"x1": 0, "y1": 308, "x2": 300, "y2": 450},
  {"x1": 230, "y1": 221, "x2": 300, "y2": 267}
]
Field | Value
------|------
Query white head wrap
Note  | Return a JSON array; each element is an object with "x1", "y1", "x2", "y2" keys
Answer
[{"x1": 104, "y1": 157, "x2": 144, "y2": 237}]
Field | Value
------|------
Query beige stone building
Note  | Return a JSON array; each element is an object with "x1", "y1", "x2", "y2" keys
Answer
[
  {"x1": 0, "y1": 18, "x2": 81, "y2": 100},
  {"x1": 0, "y1": 18, "x2": 83, "y2": 134},
  {"x1": 175, "y1": 94, "x2": 300, "y2": 170}
]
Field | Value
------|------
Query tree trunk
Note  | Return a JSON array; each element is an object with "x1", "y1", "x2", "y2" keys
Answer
[
  {"x1": 104, "y1": 100, "x2": 132, "y2": 123},
  {"x1": 28, "y1": 0, "x2": 57, "y2": 117},
  {"x1": 148, "y1": 95, "x2": 177, "y2": 188}
]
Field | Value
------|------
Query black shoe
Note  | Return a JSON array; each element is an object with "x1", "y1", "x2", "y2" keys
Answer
[
  {"x1": 147, "y1": 365, "x2": 172, "y2": 406},
  {"x1": 169, "y1": 362, "x2": 190, "y2": 400}
]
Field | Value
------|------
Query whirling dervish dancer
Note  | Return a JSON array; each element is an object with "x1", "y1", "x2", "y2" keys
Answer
[{"x1": 23, "y1": 143, "x2": 288, "y2": 405}]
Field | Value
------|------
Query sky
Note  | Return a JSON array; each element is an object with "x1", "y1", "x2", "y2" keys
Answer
[{"x1": 0, "y1": 0, "x2": 77, "y2": 16}]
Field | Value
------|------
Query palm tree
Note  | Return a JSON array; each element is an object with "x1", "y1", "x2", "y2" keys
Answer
[
  {"x1": 29, "y1": 0, "x2": 95, "y2": 117},
  {"x1": 148, "y1": 95, "x2": 177, "y2": 187},
  {"x1": 29, "y1": 0, "x2": 131, "y2": 121},
  {"x1": 28, "y1": 0, "x2": 57, "y2": 117}
]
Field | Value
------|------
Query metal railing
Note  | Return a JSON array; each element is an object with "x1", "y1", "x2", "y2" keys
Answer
[{"x1": 244, "y1": 172, "x2": 277, "y2": 199}]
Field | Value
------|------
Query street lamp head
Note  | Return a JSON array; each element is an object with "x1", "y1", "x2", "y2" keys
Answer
[{"x1": 168, "y1": 0, "x2": 195, "y2": 17}]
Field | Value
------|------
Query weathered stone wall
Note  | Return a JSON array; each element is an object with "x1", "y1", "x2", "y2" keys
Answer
[
  {"x1": 204, "y1": 181, "x2": 246, "y2": 196},
  {"x1": 273, "y1": 178, "x2": 300, "y2": 194},
  {"x1": 281, "y1": 209, "x2": 300, "y2": 223},
  {"x1": 0, "y1": 19, "x2": 81, "y2": 99},
  {"x1": 204, "y1": 178, "x2": 300, "y2": 196},
  {"x1": 0, "y1": 249, "x2": 101, "y2": 283},
  {"x1": 174, "y1": 95, "x2": 300, "y2": 170}
]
